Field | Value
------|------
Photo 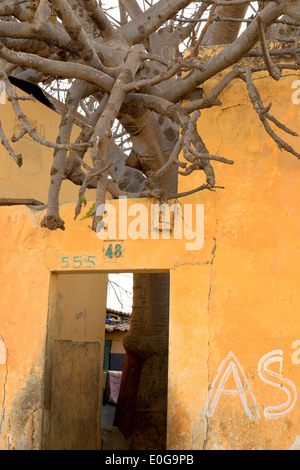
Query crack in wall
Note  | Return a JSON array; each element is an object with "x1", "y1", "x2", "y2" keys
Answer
[
  {"x1": 215, "y1": 104, "x2": 242, "y2": 158},
  {"x1": 203, "y1": 213, "x2": 219, "y2": 451},
  {"x1": 0, "y1": 335, "x2": 8, "y2": 442},
  {"x1": 30, "y1": 407, "x2": 42, "y2": 450}
]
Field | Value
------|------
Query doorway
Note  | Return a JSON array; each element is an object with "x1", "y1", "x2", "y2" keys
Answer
[
  {"x1": 43, "y1": 271, "x2": 170, "y2": 450},
  {"x1": 101, "y1": 273, "x2": 133, "y2": 445}
]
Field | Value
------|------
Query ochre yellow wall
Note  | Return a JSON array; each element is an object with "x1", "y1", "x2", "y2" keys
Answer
[
  {"x1": 168, "y1": 70, "x2": 300, "y2": 450},
  {"x1": 0, "y1": 70, "x2": 300, "y2": 450},
  {"x1": 0, "y1": 87, "x2": 107, "y2": 449},
  {"x1": 106, "y1": 330, "x2": 127, "y2": 354},
  {"x1": 43, "y1": 273, "x2": 107, "y2": 450},
  {"x1": 0, "y1": 85, "x2": 97, "y2": 203},
  {"x1": 0, "y1": 199, "x2": 209, "y2": 449}
]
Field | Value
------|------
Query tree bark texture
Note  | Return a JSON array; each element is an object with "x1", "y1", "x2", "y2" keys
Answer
[{"x1": 114, "y1": 272, "x2": 170, "y2": 450}]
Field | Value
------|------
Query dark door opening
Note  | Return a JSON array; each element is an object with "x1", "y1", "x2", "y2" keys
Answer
[{"x1": 101, "y1": 273, "x2": 133, "y2": 433}]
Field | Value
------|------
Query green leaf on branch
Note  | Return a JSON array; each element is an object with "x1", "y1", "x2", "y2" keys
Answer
[{"x1": 80, "y1": 202, "x2": 96, "y2": 221}]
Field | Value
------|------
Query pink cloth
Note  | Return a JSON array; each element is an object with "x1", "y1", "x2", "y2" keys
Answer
[{"x1": 107, "y1": 371, "x2": 122, "y2": 404}]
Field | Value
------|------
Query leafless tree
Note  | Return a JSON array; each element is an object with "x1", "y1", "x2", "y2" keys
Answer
[
  {"x1": 1, "y1": 0, "x2": 300, "y2": 228},
  {"x1": 1, "y1": 0, "x2": 300, "y2": 450}
]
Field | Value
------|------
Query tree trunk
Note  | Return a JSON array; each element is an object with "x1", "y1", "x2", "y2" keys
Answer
[
  {"x1": 202, "y1": 4, "x2": 248, "y2": 45},
  {"x1": 114, "y1": 272, "x2": 170, "y2": 450}
]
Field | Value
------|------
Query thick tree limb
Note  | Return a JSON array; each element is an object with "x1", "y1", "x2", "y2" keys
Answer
[
  {"x1": 76, "y1": 0, "x2": 118, "y2": 41},
  {"x1": 84, "y1": 44, "x2": 145, "y2": 228},
  {"x1": 257, "y1": 15, "x2": 281, "y2": 79},
  {"x1": 41, "y1": 80, "x2": 89, "y2": 231},
  {"x1": 120, "y1": 0, "x2": 197, "y2": 45},
  {"x1": 163, "y1": 2, "x2": 284, "y2": 102},
  {"x1": 0, "y1": 43, "x2": 114, "y2": 92},
  {"x1": 49, "y1": 0, "x2": 103, "y2": 69},
  {"x1": 0, "y1": 198, "x2": 45, "y2": 207},
  {"x1": 202, "y1": 2, "x2": 249, "y2": 45},
  {"x1": 1, "y1": 0, "x2": 300, "y2": 234},
  {"x1": 119, "y1": 0, "x2": 143, "y2": 20}
]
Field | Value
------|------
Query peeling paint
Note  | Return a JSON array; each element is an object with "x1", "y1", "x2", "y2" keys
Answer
[{"x1": 9, "y1": 367, "x2": 43, "y2": 450}]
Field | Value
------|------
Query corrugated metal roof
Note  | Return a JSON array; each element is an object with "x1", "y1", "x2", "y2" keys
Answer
[
  {"x1": 105, "y1": 322, "x2": 130, "y2": 332},
  {"x1": 105, "y1": 307, "x2": 131, "y2": 332},
  {"x1": 106, "y1": 307, "x2": 131, "y2": 317}
]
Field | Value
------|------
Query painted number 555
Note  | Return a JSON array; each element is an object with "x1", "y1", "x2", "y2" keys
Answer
[{"x1": 61, "y1": 255, "x2": 96, "y2": 269}]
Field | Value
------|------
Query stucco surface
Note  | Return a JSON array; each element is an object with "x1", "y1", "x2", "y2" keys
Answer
[{"x1": 0, "y1": 71, "x2": 300, "y2": 450}]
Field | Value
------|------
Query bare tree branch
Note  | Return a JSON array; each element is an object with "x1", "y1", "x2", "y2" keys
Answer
[
  {"x1": 243, "y1": 68, "x2": 300, "y2": 158},
  {"x1": 1, "y1": 0, "x2": 300, "y2": 231}
]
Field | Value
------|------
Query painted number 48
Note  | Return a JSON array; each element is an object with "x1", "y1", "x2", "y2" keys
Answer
[{"x1": 105, "y1": 243, "x2": 123, "y2": 259}]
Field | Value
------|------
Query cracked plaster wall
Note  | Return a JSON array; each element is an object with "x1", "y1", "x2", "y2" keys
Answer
[
  {"x1": 1, "y1": 59, "x2": 300, "y2": 451},
  {"x1": 167, "y1": 70, "x2": 300, "y2": 450}
]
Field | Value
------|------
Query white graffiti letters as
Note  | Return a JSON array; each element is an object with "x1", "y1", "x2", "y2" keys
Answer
[
  {"x1": 205, "y1": 351, "x2": 260, "y2": 420},
  {"x1": 258, "y1": 350, "x2": 297, "y2": 420}
]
